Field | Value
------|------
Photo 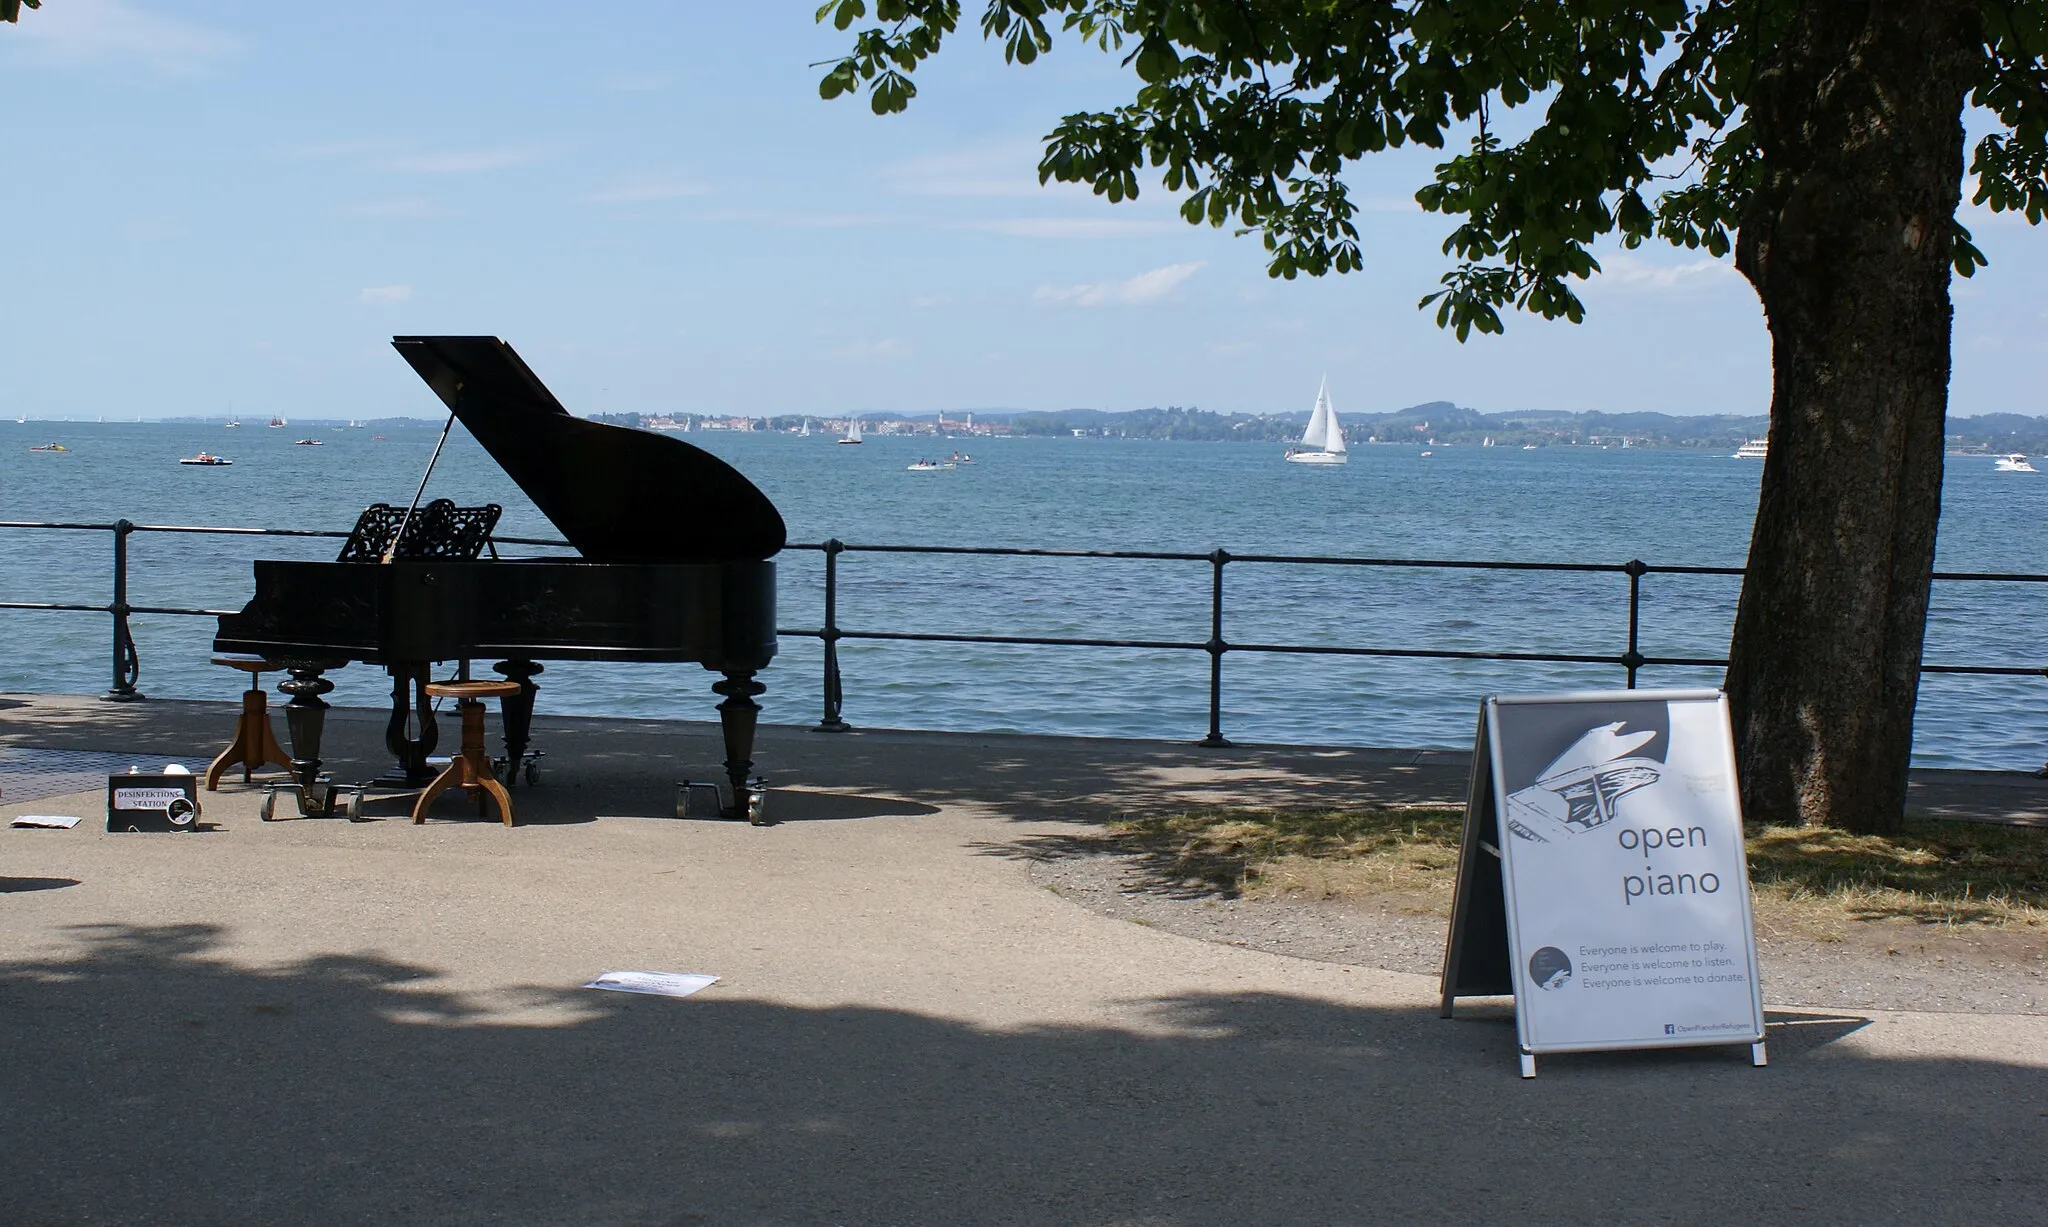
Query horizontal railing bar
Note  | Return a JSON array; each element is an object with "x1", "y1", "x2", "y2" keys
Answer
[
  {"x1": 837, "y1": 629, "x2": 1203, "y2": 651},
  {"x1": 804, "y1": 542, "x2": 1213, "y2": 562},
  {"x1": 124, "y1": 524, "x2": 348, "y2": 538},
  {"x1": 0, "y1": 521, "x2": 120, "y2": 532},
  {"x1": 0, "y1": 600, "x2": 110, "y2": 613}
]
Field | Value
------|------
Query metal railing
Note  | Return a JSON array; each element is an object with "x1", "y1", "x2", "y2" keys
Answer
[{"x1": 2, "y1": 518, "x2": 2044, "y2": 746}]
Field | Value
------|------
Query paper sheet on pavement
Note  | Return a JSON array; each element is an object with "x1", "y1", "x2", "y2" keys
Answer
[
  {"x1": 11, "y1": 815, "x2": 82, "y2": 828},
  {"x1": 581, "y1": 971, "x2": 718, "y2": 998}
]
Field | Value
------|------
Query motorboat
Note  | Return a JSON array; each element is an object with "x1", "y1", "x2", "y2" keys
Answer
[
  {"x1": 1733, "y1": 438, "x2": 1769, "y2": 459},
  {"x1": 1285, "y1": 378, "x2": 1348, "y2": 464},
  {"x1": 28, "y1": 442, "x2": 68, "y2": 452},
  {"x1": 1995, "y1": 453, "x2": 2036, "y2": 472},
  {"x1": 906, "y1": 459, "x2": 955, "y2": 471},
  {"x1": 179, "y1": 452, "x2": 232, "y2": 466},
  {"x1": 294, "y1": 438, "x2": 324, "y2": 446}
]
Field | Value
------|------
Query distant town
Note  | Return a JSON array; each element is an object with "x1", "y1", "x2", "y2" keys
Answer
[{"x1": 138, "y1": 402, "x2": 2048, "y2": 453}]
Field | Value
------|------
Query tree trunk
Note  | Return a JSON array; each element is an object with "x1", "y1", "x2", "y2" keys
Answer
[{"x1": 1726, "y1": 2, "x2": 1978, "y2": 834}]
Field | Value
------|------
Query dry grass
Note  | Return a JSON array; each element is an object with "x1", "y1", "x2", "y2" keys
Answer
[{"x1": 1108, "y1": 806, "x2": 2048, "y2": 932}]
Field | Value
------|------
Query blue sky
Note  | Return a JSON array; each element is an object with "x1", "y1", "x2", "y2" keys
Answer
[{"x1": 5, "y1": 1, "x2": 2044, "y2": 421}]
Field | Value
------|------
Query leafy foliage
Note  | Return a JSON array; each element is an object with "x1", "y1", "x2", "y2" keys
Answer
[{"x1": 818, "y1": 1, "x2": 2048, "y2": 337}]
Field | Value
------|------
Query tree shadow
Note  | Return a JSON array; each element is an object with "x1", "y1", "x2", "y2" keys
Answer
[
  {"x1": 0, "y1": 876, "x2": 77, "y2": 894},
  {"x1": 2, "y1": 923, "x2": 2038, "y2": 1225}
]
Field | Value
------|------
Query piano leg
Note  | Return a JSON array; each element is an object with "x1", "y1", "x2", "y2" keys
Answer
[
  {"x1": 279, "y1": 664, "x2": 335, "y2": 791},
  {"x1": 379, "y1": 663, "x2": 439, "y2": 787},
  {"x1": 712, "y1": 669, "x2": 765, "y2": 820},
  {"x1": 492, "y1": 659, "x2": 544, "y2": 784}
]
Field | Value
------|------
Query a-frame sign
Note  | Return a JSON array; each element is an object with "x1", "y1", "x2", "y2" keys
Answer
[{"x1": 1441, "y1": 689, "x2": 1767, "y2": 1077}]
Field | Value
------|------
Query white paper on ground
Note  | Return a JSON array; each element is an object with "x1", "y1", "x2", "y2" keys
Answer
[
  {"x1": 582, "y1": 971, "x2": 719, "y2": 998},
  {"x1": 11, "y1": 815, "x2": 83, "y2": 828}
]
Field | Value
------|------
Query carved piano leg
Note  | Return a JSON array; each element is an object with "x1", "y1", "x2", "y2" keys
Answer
[
  {"x1": 379, "y1": 663, "x2": 440, "y2": 787},
  {"x1": 280, "y1": 664, "x2": 334, "y2": 790},
  {"x1": 492, "y1": 659, "x2": 543, "y2": 784},
  {"x1": 712, "y1": 670, "x2": 765, "y2": 820}
]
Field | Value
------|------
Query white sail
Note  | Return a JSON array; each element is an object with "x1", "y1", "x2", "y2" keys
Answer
[{"x1": 1296, "y1": 378, "x2": 1346, "y2": 454}]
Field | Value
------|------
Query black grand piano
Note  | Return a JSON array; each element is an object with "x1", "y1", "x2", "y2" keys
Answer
[{"x1": 215, "y1": 336, "x2": 784, "y2": 821}]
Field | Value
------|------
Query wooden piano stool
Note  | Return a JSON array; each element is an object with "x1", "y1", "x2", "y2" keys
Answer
[
  {"x1": 204, "y1": 653, "x2": 294, "y2": 790},
  {"x1": 413, "y1": 679, "x2": 523, "y2": 826}
]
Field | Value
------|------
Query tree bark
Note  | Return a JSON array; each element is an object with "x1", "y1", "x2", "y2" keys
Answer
[{"x1": 1726, "y1": 1, "x2": 1979, "y2": 833}]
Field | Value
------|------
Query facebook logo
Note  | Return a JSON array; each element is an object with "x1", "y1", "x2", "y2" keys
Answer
[{"x1": 1665, "y1": 1024, "x2": 1676, "y2": 1035}]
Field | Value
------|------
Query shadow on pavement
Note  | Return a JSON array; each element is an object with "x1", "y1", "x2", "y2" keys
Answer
[{"x1": 2, "y1": 923, "x2": 2039, "y2": 1225}]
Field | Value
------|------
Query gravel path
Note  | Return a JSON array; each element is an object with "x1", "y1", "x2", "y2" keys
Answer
[{"x1": 1028, "y1": 844, "x2": 2048, "y2": 1016}]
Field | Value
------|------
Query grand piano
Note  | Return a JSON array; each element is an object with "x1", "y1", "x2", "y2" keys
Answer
[{"x1": 214, "y1": 335, "x2": 785, "y2": 821}]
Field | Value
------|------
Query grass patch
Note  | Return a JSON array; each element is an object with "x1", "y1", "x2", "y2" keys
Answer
[{"x1": 1109, "y1": 806, "x2": 2048, "y2": 931}]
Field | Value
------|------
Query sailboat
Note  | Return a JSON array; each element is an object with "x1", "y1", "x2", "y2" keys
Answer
[
  {"x1": 1285, "y1": 378, "x2": 1348, "y2": 465},
  {"x1": 838, "y1": 417, "x2": 863, "y2": 445},
  {"x1": 799, "y1": 417, "x2": 812, "y2": 437}
]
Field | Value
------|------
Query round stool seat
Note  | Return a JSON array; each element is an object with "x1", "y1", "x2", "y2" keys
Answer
[
  {"x1": 424, "y1": 679, "x2": 523, "y2": 701},
  {"x1": 211, "y1": 653, "x2": 276, "y2": 674}
]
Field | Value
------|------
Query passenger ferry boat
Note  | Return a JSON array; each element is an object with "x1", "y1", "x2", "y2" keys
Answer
[{"x1": 1732, "y1": 438, "x2": 1769, "y2": 459}]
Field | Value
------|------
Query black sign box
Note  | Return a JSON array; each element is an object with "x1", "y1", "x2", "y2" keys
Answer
[{"x1": 106, "y1": 773, "x2": 201, "y2": 833}]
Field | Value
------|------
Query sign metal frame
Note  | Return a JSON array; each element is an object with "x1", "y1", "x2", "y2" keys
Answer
[{"x1": 1442, "y1": 689, "x2": 1767, "y2": 1077}]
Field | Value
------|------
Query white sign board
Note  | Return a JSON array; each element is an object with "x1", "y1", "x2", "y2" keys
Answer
[{"x1": 1441, "y1": 689, "x2": 1766, "y2": 1077}]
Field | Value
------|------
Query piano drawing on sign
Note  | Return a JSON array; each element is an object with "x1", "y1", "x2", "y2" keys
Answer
[{"x1": 214, "y1": 335, "x2": 785, "y2": 822}]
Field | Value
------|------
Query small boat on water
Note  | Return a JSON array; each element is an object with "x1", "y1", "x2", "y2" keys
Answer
[
  {"x1": 28, "y1": 442, "x2": 68, "y2": 452},
  {"x1": 1995, "y1": 453, "x2": 2037, "y2": 472},
  {"x1": 838, "y1": 418, "x2": 863, "y2": 445},
  {"x1": 906, "y1": 459, "x2": 954, "y2": 471},
  {"x1": 1285, "y1": 377, "x2": 1348, "y2": 465},
  {"x1": 225, "y1": 419, "x2": 242, "y2": 428},
  {"x1": 1733, "y1": 438, "x2": 1769, "y2": 459},
  {"x1": 179, "y1": 452, "x2": 231, "y2": 466},
  {"x1": 293, "y1": 438, "x2": 324, "y2": 446}
]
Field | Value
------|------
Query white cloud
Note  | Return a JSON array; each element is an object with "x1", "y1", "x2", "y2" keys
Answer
[
  {"x1": 5, "y1": 0, "x2": 241, "y2": 77},
  {"x1": 581, "y1": 176, "x2": 707, "y2": 205},
  {"x1": 1594, "y1": 254, "x2": 1740, "y2": 292},
  {"x1": 966, "y1": 217, "x2": 1177, "y2": 239},
  {"x1": 829, "y1": 338, "x2": 908, "y2": 360},
  {"x1": 358, "y1": 285, "x2": 413, "y2": 305},
  {"x1": 1035, "y1": 262, "x2": 1205, "y2": 308},
  {"x1": 339, "y1": 199, "x2": 444, "y2": 220},
  {"x1": 891, "y1": 138, "x2": 1080, "y2": 199},
  {"x1": 380, "y1": 147, "x2": 547, "y2": 175}
]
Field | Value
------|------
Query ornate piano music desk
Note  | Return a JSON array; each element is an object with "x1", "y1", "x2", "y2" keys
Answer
[{"x1": 214, "y1": 336, "x2": 786, "y2": 822}]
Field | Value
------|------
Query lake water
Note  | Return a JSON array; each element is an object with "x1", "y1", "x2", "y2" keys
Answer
[{"x1": 2, "y1": 419, "x2": 2044, "y2": 769}]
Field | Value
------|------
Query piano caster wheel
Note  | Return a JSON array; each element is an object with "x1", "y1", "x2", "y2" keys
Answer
[
  {"x1": 745, "y1": 778, "x2": 768, "y2": 827},
  {"x1": 342, "y1": 789, "x2": 365, "y2": 822},
  {"x1": 259, "y1": 789, "x2": 278, "y2": 822},
  {"x1": 525, "y1": 757, "x2": 541, "y2": 786}
]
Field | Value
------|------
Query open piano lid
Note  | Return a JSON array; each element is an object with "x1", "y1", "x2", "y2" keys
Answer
[{"x1": 392, "y1": 336, "x2": 786, "y2": 564}]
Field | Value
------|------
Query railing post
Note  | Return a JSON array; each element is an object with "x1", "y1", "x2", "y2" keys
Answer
[
  {"x1": 813, "y1": 539, "x2": 851, "y2": 731},
  {"x1": 1622, "y1": 559, "x2": 1647, "y2": 689},
  {"x1": 104, "y1": 519, "x2": 144, "y2": 701},
  {"x1": 1200, "y1": 548, "x2": 1233, "y2": 747}
]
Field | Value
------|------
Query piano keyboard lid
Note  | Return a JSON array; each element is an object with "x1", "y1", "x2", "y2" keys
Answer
[{"x1": 392, "y1": 336, "x2": 787, "y2": 564}]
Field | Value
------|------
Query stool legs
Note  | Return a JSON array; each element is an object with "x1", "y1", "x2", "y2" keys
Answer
[
  {"x1": 412, "y1": 697, "x2": 514, "y2": 826},
  {"x1": 205, "y1": 678, "x2": 294, "y2": 791}
]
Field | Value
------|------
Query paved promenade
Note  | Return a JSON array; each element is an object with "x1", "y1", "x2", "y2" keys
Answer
[{"x1": 3, "y1": 692, "x2": 2044, "y2": 1224}]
